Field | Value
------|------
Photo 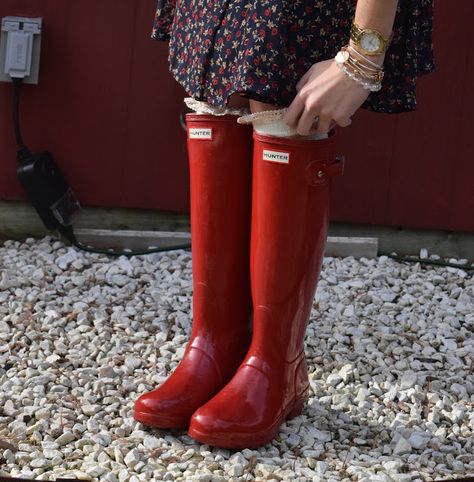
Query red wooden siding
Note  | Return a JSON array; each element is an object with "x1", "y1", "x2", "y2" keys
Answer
[
  {"x1": 332, "y1": 0, "x2": 474, "y2": 232},
  {"x1": 0, "y1": 0, "x2": 472, "y2": 232}
]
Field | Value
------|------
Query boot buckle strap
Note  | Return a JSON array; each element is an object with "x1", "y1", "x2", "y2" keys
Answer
[{"x1": 305, "y1": 155, "x2": 345, "y2": 186}]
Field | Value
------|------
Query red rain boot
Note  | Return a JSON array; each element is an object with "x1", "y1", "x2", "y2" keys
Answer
[
  {"x1": 188, "y1": 129, "x2": 344, "y2": 448},
  {"x1": 134, "y1": 114, "x2": 254, "y2": 428}
]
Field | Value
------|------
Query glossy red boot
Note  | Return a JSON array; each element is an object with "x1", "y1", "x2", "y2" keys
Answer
[
  {"x1": 188, "y1": 129, "x2": 344, "y2": 448},
  {"x1": 134, "y1": 114, "x2": 254, "y2": 428}
]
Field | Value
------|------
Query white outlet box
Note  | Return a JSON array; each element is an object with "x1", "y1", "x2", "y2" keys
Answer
[{"x1": 0, "y1": 16, "x2": 42, "y2": 84}]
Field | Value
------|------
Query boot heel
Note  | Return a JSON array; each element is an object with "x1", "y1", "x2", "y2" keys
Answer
[{"x1": 286, "y1": 396, "x2": 307, "y2": 420}]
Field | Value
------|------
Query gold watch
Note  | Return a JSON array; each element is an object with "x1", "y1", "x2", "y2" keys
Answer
[{"x1": 350, "y1": 23, "x2": 391, "y2": 56}]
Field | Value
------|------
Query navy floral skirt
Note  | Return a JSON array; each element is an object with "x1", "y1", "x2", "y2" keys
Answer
[{"x1": 152, "y1": 0, "x2": 435, "y2": 114}]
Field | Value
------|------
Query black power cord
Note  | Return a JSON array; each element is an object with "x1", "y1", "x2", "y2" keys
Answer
[
  {"x1": 379, "y1": 251, "x2": 474, "y2": 273},
  {"x1": 12, "y1": 77, "x2": 191, "y2": 257},
  {"x1": 12, "y1": 78, "x2": 31, "y2": 162},
  {"x1": 58, "y1": 224, "x2": 191, "y2": 258}
]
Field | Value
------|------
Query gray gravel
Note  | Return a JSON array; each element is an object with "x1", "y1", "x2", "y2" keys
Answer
[{"x1": 0, "y1": 236, "x2": 473, "y2": 481}]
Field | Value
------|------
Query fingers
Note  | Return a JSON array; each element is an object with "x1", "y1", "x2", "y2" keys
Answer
[
  {"x1": 338, "y1": 118, "x2": 352, "y2": 128},
  {"x1": 286, "y1": 107, "x2": 353, "y2": 135},
  {"x1": 328, "y1": 120, "x2": 337, "y2": 131},
  {"x1": 316, "y1": 116, "x2": 352, "y2": 134},
  {"x1": 315, "y1": 115, "x2": 332, "y2": 135},
  {"x1": 283, "y1": 67, "x2": 316, "y2": 127},
  {"x1": 283, "y1": 90, "x2": 354, "y2": 135},
  {"x1": 296, "y1": 68, "x2": 313, "y2": 92},
  {"x1": 296, "y1": 108, "x2": 320, "y2": 136},
  {"x1": 282, "y1": 93, "x2": 305, "y2": 129}
]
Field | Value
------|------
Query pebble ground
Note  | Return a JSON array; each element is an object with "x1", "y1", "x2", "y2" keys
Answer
[{"x1": 0, "y1": 236, "x2": 473, "y2": 481}]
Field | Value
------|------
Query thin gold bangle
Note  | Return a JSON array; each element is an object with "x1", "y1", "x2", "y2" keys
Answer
[{"x1": 346, "y1": 44, "x2": 383, "y2": 70}]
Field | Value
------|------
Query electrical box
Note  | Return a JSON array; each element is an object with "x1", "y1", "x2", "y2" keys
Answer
[{"x1": 0, "y1": 16, "x2": 42, "y2": 84}]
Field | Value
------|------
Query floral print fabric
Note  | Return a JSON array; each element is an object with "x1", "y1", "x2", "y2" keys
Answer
[{"x1": 152, "y1": 0, "x2": 435, "y2": 114}]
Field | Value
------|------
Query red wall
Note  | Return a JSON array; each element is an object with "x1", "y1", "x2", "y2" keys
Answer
[
  {"x1": 332, "y1": 0, "x2": 474, "y2": 232},
  {"x1": 0, "y1": 0, "x2": 473, "y2": 232}
]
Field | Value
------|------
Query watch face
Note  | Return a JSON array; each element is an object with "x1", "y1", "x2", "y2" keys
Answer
[{"x1": 360, "y1": 33, "x2": 381, "y2": 53}]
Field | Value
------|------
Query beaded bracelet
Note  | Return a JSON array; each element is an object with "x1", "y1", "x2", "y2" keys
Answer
[
  {"x1": 344, "y1": 55, "x2": 384, "y2": 84},
  {"x1": 335, "y1": 45, "x2": 384, "y2": 92},
  {"x1": 336, "y1": 62, "x2": 382, "y2": 92}
]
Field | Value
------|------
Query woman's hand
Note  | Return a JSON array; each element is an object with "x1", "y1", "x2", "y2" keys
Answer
[{"x1": 282, "y1": 59, "x2": 371, "y2": 135}]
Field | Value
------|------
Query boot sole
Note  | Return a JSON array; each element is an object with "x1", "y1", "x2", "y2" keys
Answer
[
  {"x1": 133, "y1": 409, "x2": 189, "y2": 429},
  {"x1": 187, "y1": 396, "x2": 307, "y2": 449}
]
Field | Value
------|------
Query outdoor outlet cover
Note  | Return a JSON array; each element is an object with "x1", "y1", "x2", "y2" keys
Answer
[{"x1": 0, "y1": 16, "x2": 42, "y2": 84}]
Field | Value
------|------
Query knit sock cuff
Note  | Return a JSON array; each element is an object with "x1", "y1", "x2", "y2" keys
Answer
[
  {"x1": 184, "y1": 97, "x2": 251, "y2": 117},
  {"x1": 237, "y1": 109, "x2": 328, "y2": 140}
]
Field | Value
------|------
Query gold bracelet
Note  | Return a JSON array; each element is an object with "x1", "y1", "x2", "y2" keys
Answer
[
  {"x1": 346, "y1": 44, "x2": 384, "y2": 70},
  {"x1": 345, "y1": 57, "x2": 384, "y2": 84},
  {"x1": 337, "y1": 45, "x2": 384, "y2": 82},
  {"x1": 340, "y1": 46, "x2": 382, "y2": 76},
  {"x1": 335, "y1": 47, "x2": 384, "y2": 92}
]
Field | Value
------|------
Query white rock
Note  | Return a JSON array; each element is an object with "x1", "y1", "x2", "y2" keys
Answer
[
  {"x1": 30, "y1": 458, "x2": 50, "y2": 468},
  {"x1": 193, "y1": 475, "x2": 212, "y2": 482},
  {"x1": 343, "y1": 305, "x2": 355, "y2": 317},
  {"x1": 314, "y1": 461, "x2": 327, "y2": 475},
  {"x1": 3, "y1": 399, "x2": 16, "y2": 416},
  {"x1": 227, "y1": 464, "x2": 244, "y2": 477},
  {"x1": 114, "y1": 446, "x2": 124, "y2": 464},
  {"x1": 43, "y1": 449, "x2": 63, "y2": 459},
  {"x1": 56, "y1": 431, "x2": 76, "y2": 446},
  {"x1": 125, "y1": 357, "x2": 142, "y2": 370},
  {"x1": 35, "y1": 407, "x2": 50, "y2": 419},
  {"x1": 393, "y1": 437, "x2": 411, "y2": 455},
  {"x1": 104, "y1": 473, "x2": 119, "y2": 482},
  {"x1": 84, "y1": 464, "x2": 107, "y2": 477},
  {"x1": 449, "y1": 405, "x2": 466, "y2": 424},
  {"x1": 110, "y1": 274, "x2": 130, "y2": 287},
  {"x1": 45, "y1": 354, "x2": 62, "y2": 363},
  {"x1": 82, "y1": 404, "x2": 101, "y2": 416},
  {"x1": 338, "y1": 364, "x2": 354, "y2": 383},
  {"x1": 409, "y1": 432, "x2": 430, "y2": 450},
  {"x1": 327, "y1": 373, "x2": 343, "y2": 387},
  {"x1": 99, "y1": 365, "x2": 117, "y2": 378},
  {"x1": 285, "y1": 433, "x2": 301, "y2": 447},
  {"x1": 399, "y1": 371, "x2": 418, "y2": 389},
  {"x1": 118, "y1": 468, "x2": 130, "y2": 482},
  {"x1": 442, "y1": 339, "x2": 458, "y2": 351},
  {"x1": 86, "y1": 418, "x2": 100, "y2": 433},
  {"x1": 124, "y1": 449, "x2": 141, "y2": 469},
  {"x1": 0, "y1": 320, "x2": 10, "y2": 333},
  {"x1": 450, "y1": 383, "x2": 468, "y2": 399},
  {"x1": 56, "y1": 249, "x2": 78, "y2": 269},
  {"x1": 307, "y1": 427, "x2": 332, "y2": 442},
  {"x1": 355, "y1": 387, "x2": 369, "y2": 402},
  {"x1": 383, "y1": 460, "x2": 403, "y2": 472},
  {"x1": 72, "y1": 423, "x2": 86, "y2": 435},
  {"x1": 143, "y1": 435, "x2": 161, "y2": 450}
]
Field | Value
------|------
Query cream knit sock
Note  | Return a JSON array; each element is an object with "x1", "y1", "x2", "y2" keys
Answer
[
  {"x1": 237, "y1": 109, "x2": 328, "y2": 140},
  {"x1": 184, "y1": 97, "x2": 251, "y2": 117}
]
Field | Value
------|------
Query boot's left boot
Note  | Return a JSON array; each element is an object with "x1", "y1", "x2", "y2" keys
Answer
[
  {"x1": 188, "y1": 129, "x2": 344, "y2": 449},
  {"x1": 134, "y1": 114, "x2": 254, "y2": 429}
]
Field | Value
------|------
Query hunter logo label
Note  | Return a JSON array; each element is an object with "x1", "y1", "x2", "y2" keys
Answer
[
  {"x1": 189, "y1": 128, "x2": 213, "y2": 140},
  {"x1": 263, "y1": 149, "x2": 290, "y2": 164}
]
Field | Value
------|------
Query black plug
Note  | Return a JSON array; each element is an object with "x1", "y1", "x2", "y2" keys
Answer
[{"x1": 17, "y1": 151, "x2": 81, "y2": 230}]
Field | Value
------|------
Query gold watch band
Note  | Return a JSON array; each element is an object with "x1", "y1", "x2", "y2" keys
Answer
[{"x1": 350, "y1": 23, "x2": 392, "y2": 56}]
